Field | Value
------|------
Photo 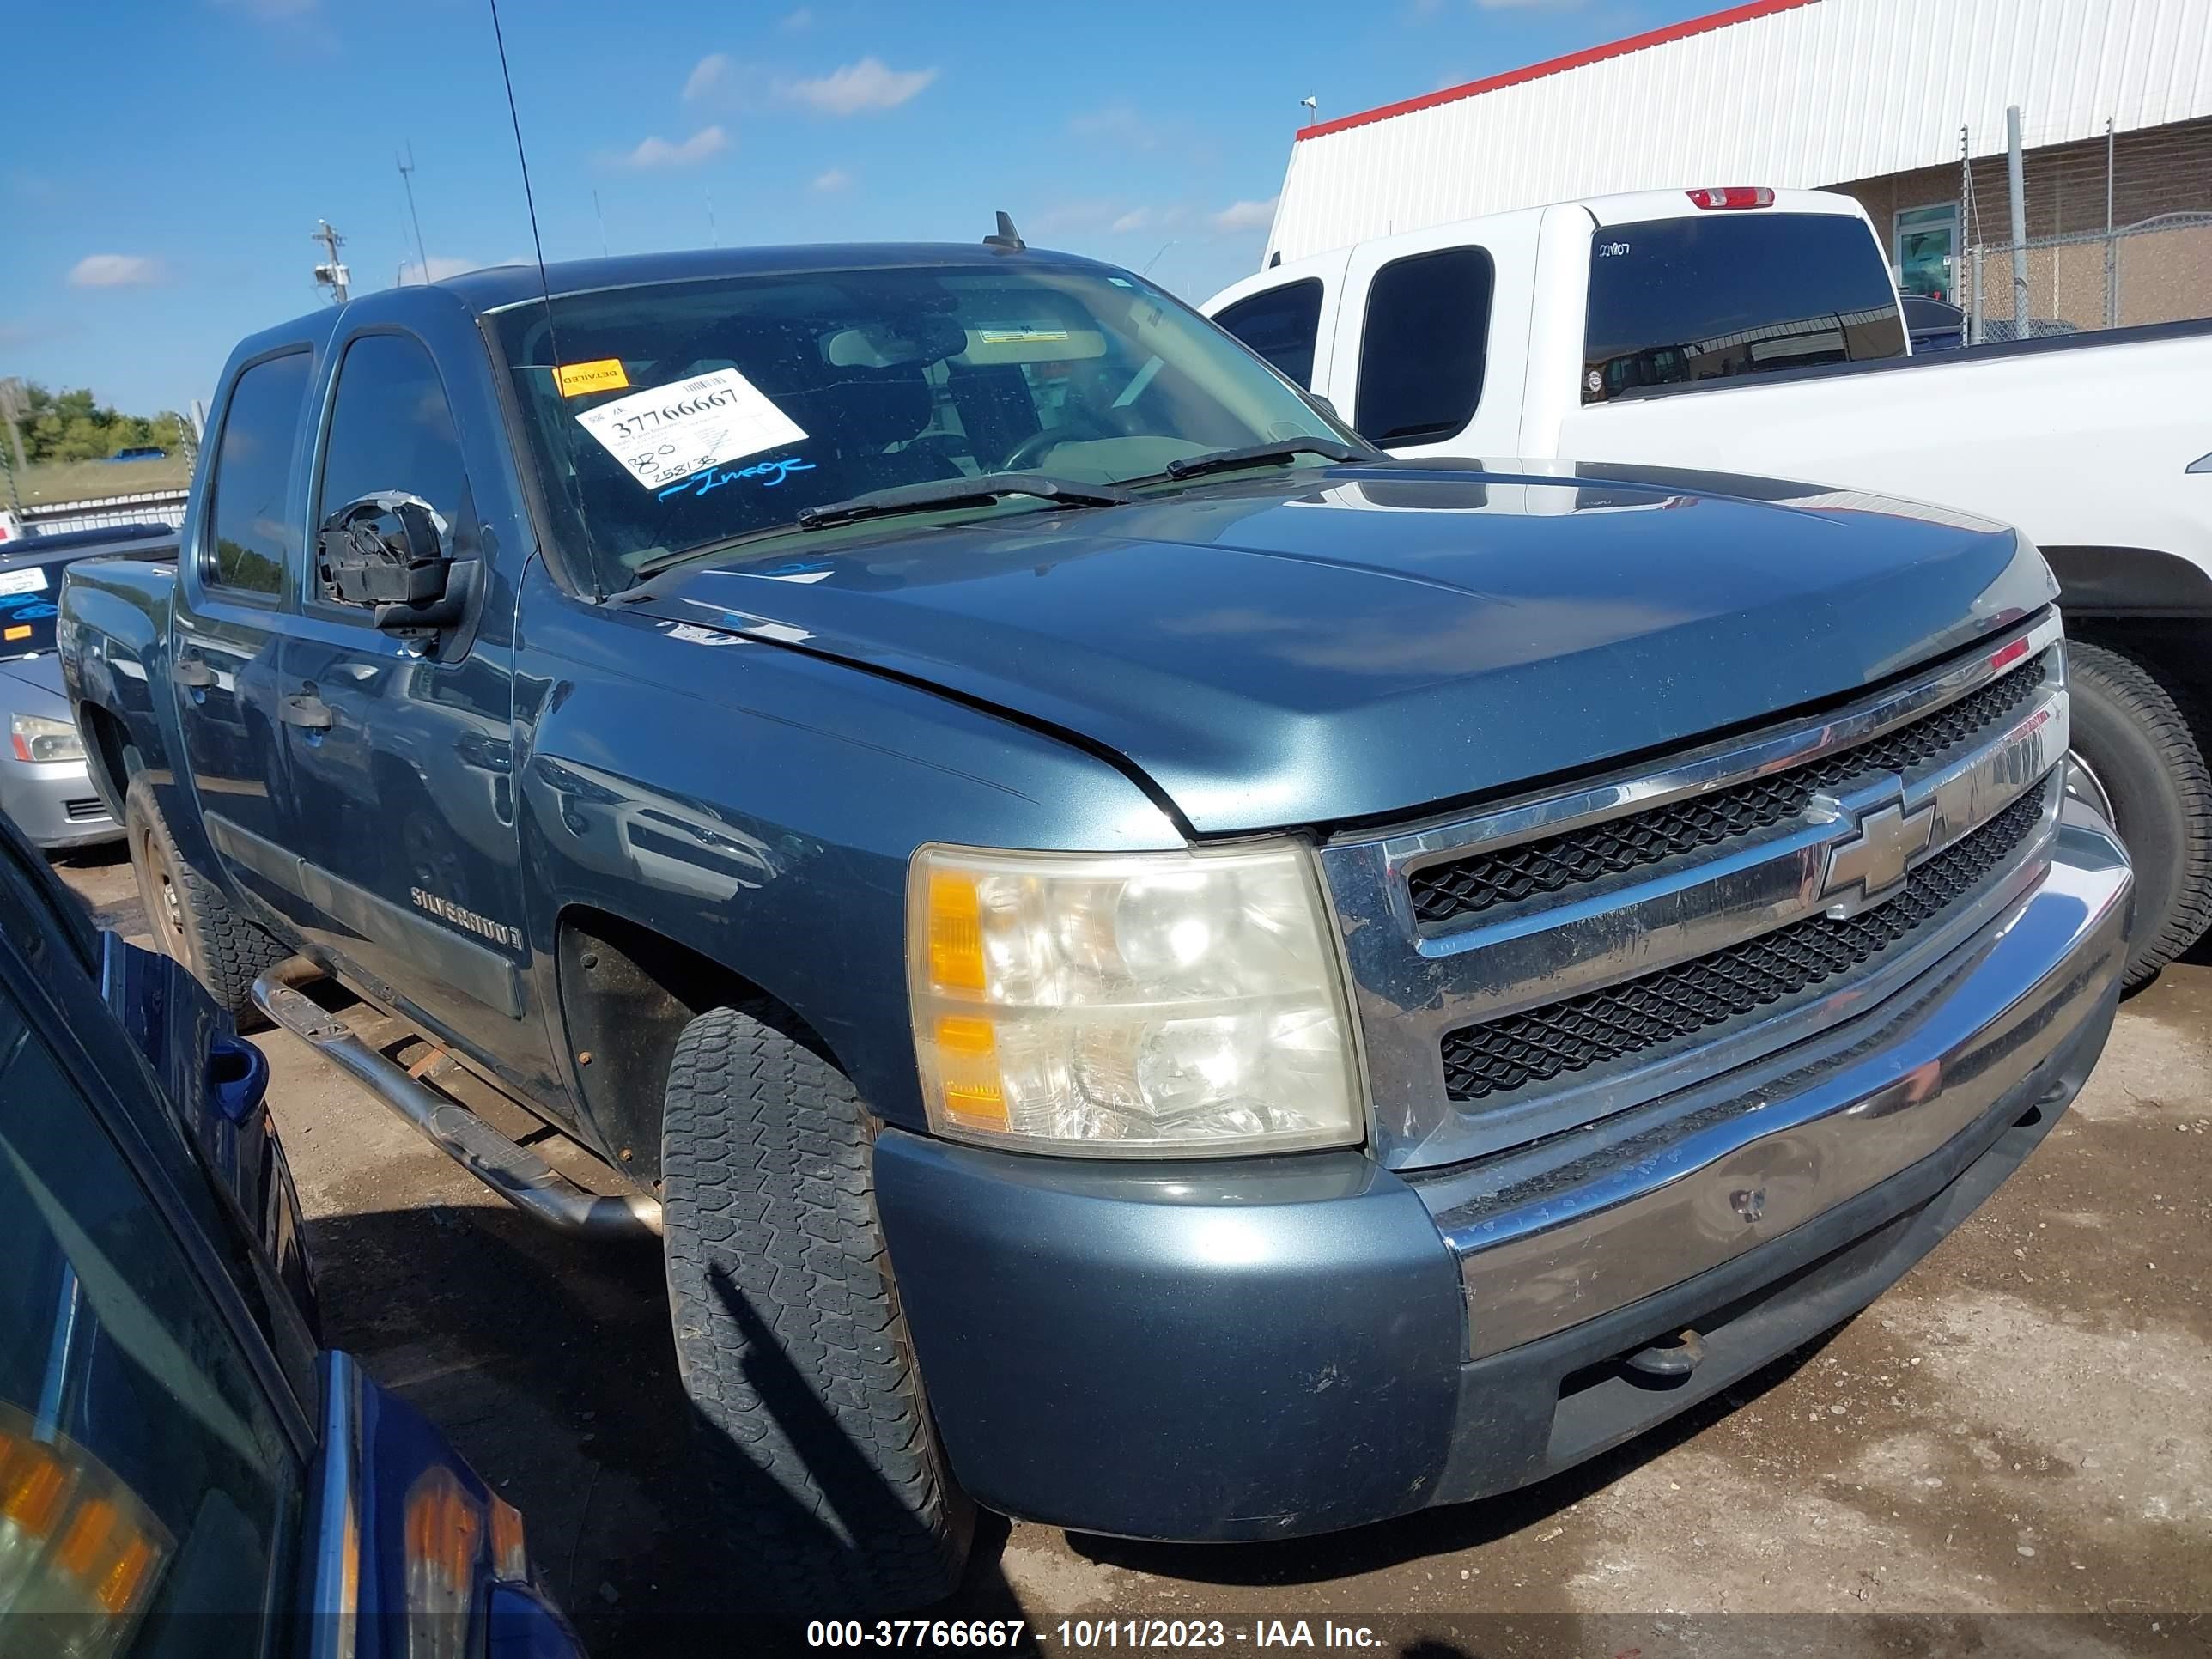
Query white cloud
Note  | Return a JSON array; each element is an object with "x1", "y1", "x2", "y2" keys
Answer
[
  {"x1": 682, "y1": 52, "x2": 728, "y2": 101},
  {"x1": 398, "y1": 255, "x2": 484, "y2": 286},
  {"x1": 811, "y1": 167, "x2": 854, "y2": 192},
  {"x1": 781, "y1": 58, "x2": 937, "y2": 115},
  {"x1": 1209, "y1": 198, "x2": 1278, "y2": 232},
  {"x1": 1031, "y1": 200, "x2": 1121, "y2": 234},
  {"x1": 1109, "y1": 207, "x2": 1153, "y2": 234},
  {"x1": 1070, "y1": 102, "x2": 1160, "y2": 151},
  {"x1": 69, "y1": 254, "x2": 162, "y2": 288},
  {"x1": 781, "y1": 5, "x2": 813, "y2": 27},
  {"x1": 619, "y1": 126, "x2": 729, "y2": 168}
]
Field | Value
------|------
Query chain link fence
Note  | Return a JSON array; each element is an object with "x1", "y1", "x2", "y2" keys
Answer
[
  {"x1": 1859, "y1": 112, "x2": 2212, "y2": 349},
  {"x1": 1963, "y1": 212, "x2": 2212, "y2": 343}
]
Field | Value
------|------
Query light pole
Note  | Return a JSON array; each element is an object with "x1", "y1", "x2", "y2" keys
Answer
[{"x1": 398, "y1": 143, "x2": 430, "y2": 283}]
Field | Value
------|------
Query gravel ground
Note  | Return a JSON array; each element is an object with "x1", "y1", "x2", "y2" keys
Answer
[{"x1": 55, "y1": 844, "x2": 2211, "y2": 1657}]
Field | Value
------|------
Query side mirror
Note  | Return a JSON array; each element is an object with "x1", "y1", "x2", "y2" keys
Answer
[{"x1": 315, "y1": 492, "x2": 461, "y2": 634}]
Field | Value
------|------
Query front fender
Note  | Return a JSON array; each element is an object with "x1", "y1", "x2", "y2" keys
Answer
[{"x1": 513, "y1": 568, "x2": 1184, "y2": 1133}]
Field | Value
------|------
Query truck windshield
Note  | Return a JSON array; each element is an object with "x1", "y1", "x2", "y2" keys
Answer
[
  {"x1": 490, "y1": 261, "x2": 1348, "y2": 589},
  {"x1": 1582, "y1": 213, "x2": 1906, "y2": 403},
  {"x1": 0, "y1": 557, "x2": 67, "y2": 660}
]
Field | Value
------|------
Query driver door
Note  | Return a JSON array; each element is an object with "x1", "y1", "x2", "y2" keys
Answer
[{"x1": 277, "y1": 326, "x2": 544, "y2": 1087}]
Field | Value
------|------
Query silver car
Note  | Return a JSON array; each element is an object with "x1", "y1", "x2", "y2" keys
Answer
[
  {"x1": 3, "y1": 653, "x2": 117, "y2": 848},
  {"x1": 1, "y1": 525, "x2": 176, "y2": 851}
]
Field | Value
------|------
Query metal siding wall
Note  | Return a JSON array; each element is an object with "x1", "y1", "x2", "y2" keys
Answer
[{"x1": 1266, "y1": 0, "x2": 2212, "y2": 264}]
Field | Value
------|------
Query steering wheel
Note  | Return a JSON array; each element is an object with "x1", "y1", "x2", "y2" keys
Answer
[{"x1": 997, "y1": 409, "x2": 1122, "y2": 473}]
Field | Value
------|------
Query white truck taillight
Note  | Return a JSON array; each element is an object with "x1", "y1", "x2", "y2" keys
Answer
[{"x1": 1685, "y1": 186, "x2": 1776, "y2": 210}]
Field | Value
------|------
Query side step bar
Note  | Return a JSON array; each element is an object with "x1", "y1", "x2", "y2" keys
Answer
[{"x1": 252, "y1": 958, "x2": 663, "y2": 1240}]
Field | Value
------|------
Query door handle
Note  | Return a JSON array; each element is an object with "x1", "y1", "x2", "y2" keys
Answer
[
  {"x1": 280, "y1": 691, "x2": 334, "y2": 732},
  {"x1": 172, "y1": 657, "x2": 215, "y2": 689}
]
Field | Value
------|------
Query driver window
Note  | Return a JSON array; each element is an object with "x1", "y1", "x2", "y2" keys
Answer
[{"x1": 314, "y1": 334, "x2": 471, "y2": 600}]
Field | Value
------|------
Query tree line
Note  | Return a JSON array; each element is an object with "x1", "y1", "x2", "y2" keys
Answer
[{"x1": 5, "y1": 383, "x2": 193, "y2": 465}]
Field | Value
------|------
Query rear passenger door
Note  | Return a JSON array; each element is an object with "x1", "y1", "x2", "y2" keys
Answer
[
  {"x1": 277, "y1": 325, "x2": 544, "y2": 1089},
  {"x1": 172, "y1": 348, "x2": 318, "y2": 933},
  {"x1": 1328, "y1": 214, "x2": 1540, "y2": 458}
]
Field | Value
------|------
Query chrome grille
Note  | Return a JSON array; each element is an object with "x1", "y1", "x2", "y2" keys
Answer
[
  {"x1": 1408, "y1": 650, "x2": 2052, "y2": 926},
  {"x1": 1438, "y1": 781, "x2": 2050, "y2": 1100},
  {"x1": 1316, "y1": 617, "x2": 2072, "y2": 1170}
]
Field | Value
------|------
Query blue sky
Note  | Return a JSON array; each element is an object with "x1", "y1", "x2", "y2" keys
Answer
[{"x1": 1, "y1": 0, "x2": 1722, "y2": 416}]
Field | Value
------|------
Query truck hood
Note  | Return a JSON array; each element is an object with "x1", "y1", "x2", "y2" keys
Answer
[{"x1": 631, "y1": 463, "x2": 2051, "y2": 835}]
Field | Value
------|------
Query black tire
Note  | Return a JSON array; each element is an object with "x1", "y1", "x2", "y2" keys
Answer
[
  {"x1": 123, "y1": 774, "x2": 290, "y2": 1026},
  {"x1": 660, "y1": 1003, "x2": 972, "y2": 1615},
  {"x1": 2066, "y1": 641, "x2": 2212, "y2": 986}
]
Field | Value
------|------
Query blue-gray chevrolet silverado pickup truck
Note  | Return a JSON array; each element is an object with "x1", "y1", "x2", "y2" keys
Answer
[{"x1": 58, "y1": 240, "x2": 2131, "y2": 1614}]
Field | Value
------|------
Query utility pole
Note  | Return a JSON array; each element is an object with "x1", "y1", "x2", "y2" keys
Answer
[
  {"x1": 593, "y1": 189, "x2": 608, "y2": 258},
  {"x1": 397, "y1": 143, "x2": 430, "y2": 283},
  {"x1": 2005, "y1": 105, "x2": 2030, "y2": 334},
  {"x1": 0, "y1": 378, "x2": 27, "y2": 519},
  {"x1": 312, "y1": 220, "x2": 351, "y2": 304},
  {"x1": 707, "y1": 189, "x2": 718, "y2": 248},
  {"x1": 1964, "y1": 125, "x2": 1982, "y2": 307},
  {"x1": 2105, "y1": 116, "x2": 2118, "y2": 328}
]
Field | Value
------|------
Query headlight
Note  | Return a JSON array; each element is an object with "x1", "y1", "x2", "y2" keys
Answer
[
  {"x1": 9, "y1": 714, "x2": 83, "y2": 764},
  {"x1": 907, "y1": 841, "x2": 1364, "y2": 1157}
]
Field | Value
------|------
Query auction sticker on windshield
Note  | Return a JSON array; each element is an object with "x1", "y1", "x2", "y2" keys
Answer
[{"x1": 574, "y1": 368, "x2": 808, "y2": 491}]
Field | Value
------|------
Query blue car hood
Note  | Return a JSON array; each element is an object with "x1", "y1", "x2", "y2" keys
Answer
[
  {"x1": 635, "y1": 463, "x2": 2051, "y2": 835},
  {"x1": 0, "y1": 653, "x2": 70, "y2": 720}
]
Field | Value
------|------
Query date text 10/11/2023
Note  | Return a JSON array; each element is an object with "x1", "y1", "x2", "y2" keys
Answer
[{"x1": 804, "y1": 1620, "x2": 1385, "y2": 1650}]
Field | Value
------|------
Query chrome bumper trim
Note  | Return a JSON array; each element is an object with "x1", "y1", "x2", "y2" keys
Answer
[{"x1": 1435, "y1": 798, "x2": 2130, "y2": 1361}]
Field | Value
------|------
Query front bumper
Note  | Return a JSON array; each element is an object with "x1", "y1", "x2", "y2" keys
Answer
[
  {"x1": 0, "y1": 755, "x2": 118, "y2": 849},
  {"x1": 875, "y1": 796, "x2": 2131, "y2": 1542}
]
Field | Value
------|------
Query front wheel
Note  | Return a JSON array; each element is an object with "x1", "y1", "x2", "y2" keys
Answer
[
  {"x1": 659, "y1": 1002, "x2": 972, "y2": 1615},
  {"x1": 2065, "y1": 641, "x2": 2212, "y2": 986}
]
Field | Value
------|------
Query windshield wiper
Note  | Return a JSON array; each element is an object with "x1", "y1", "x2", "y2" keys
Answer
[
  {"x1": 795, "y1": 472, "x2": 1135, "y2": 531},
  {"x1": 1158, "y1": 436, "x2": 1369, "y2": 483},
  {"x1": 625, "y1": 471, "x2": 1138, "y2": 581}
]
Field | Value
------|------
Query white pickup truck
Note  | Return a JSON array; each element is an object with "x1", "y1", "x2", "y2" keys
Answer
[{"x1": 1206, "y1": 185, "x2": 2212, "y2": 984}]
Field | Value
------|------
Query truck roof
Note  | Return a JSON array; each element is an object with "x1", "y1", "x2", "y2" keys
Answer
[
  {"x1": 250, "y1": 242, "x2": 1111, "y2": 344},
  {"x1": 1212, "y1": 185, "x2": 1870, "y2": 303}
]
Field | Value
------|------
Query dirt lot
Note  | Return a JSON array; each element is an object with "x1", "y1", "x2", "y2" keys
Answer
[{"x1": 56, "y1": 846, "x2": 2212, "y2": 1656}]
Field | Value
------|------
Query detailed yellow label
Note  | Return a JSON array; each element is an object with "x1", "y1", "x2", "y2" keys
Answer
[{"x1": 556, "y1": 358, "x2": 629, "y2": 397}]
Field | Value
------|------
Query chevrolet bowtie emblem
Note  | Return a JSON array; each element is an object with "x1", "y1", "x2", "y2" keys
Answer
[{"x1": 1820, "y1": 794, "x2": 1935, "y2": 913}]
